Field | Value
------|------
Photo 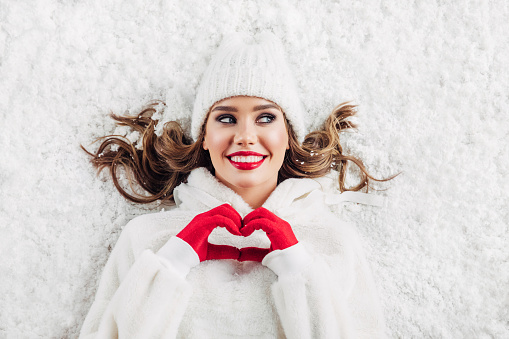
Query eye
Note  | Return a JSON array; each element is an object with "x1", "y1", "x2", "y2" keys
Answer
[
  {"x1": 257, "y1": 113, "x2": 276, "y2": 124},
  {"x1": 217, "y1": 114, "x2": 236, "y2": 124}
]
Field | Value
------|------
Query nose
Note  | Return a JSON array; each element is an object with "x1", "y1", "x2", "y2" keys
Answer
[{"x1": 234, "y1": 121, "x2": 258, "y2": 146}]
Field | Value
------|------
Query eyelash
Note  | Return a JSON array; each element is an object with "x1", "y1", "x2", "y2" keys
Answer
[
  {"x1": 217, "y1": 115, "x2": 236, "y2": 124},
  {"x1": 216, "y1": 113, "x2": 276, "y2": 124}
]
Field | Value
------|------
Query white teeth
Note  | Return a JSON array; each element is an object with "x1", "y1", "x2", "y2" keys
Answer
[{"x1": 230, "y1": 156, "x2": 264, "y2": 163}]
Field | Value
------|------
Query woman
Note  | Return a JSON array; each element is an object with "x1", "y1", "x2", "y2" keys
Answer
[{"x1": 80, "y1": 32, "x2": 391, "y2": 338}]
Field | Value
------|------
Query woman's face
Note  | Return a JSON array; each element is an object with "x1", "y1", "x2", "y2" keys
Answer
[{"x1": 203, "y1": 96, "x2": 289, "y2": 196}]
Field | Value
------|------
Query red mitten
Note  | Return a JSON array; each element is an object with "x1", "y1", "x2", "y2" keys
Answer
[
  {"x1": 242, "y1": 207, "x2": 311, "y2": 276},
  {"x1": 176, "y1": 204, "x2": 242, "y2": 262},
  {"x1": 238, "y1": 247, "x2": 271, "y2": 262},
  {"x1": 241, "y1": 207, "x2": 298, "y2": 251}
]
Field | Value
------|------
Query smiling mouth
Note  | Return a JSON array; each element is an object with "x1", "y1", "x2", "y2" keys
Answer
[
  {"x1": 229, "y1": 155, "x2": 265, "y2": 163},
  {"x1": 227, "y1": 152, "x2": 267, "y2": 170}
]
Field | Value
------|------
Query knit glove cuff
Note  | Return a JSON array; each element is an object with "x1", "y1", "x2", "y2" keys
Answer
[
  {"x1": 261, "y1": 242, "x2": 311, "y2": 277},
  {"x1": 157, "y1": 236, "x2": 200, "y2": 278}
]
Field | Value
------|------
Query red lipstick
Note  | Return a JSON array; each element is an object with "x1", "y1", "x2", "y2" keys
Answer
[{"x1": 227, "y1": 151, "x2": 267, "y2": 170}]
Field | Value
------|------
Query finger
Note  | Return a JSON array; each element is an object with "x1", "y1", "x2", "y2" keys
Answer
[
  {"x1": 211, "y1": 204, "x2": 242, "y2": 227},
  {"x1": 245, "y1": 219, "x2": 297, "y2": 251},
  {"x1": 203, "y1": 215, "x2": 242, "y2": 236},
  {"x1": 206, "y1": 244, "x2": 240, "y2": 261},
  {"x1": 243, "y1": 208, "x2": 265, "y2": 225},
  {"x1": 240, "y1": 219, "x2": 259, "y2": 237},
  {"x1": 241, "y1": 219, "x2": 273, "y2": 237},
  {"x1": 243, "y1": 207, "x2": 277, "y2": 225},
  {"x1": 238, "y1": 247, "x2": 270, "y2": 262}
]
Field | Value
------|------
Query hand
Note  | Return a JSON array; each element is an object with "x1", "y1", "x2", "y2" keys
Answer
[
  {"x1": 238, "y1": 247, "x2": 271, "y2": 262},
  {"x1": 241, "y1": 207, "x2": 298, "y2": 252},
  {"x1": 176, "y1": 204, "x2": 242, "y2": 262}
]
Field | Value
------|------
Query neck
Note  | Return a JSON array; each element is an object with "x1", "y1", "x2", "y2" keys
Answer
[
  {"x1": 215, "y1": 175, "x2": 278, "y2": 209},
  {"x1": 233, "y1": 186, "x2": 274, "y2": 209}
]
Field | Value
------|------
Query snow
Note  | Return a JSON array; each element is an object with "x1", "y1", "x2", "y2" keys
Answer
[{"x1": 1, "y1": 0, "x2": 508, "y2": 337}]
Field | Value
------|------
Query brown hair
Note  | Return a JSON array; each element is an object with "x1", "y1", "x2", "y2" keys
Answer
[
  {"x1": 279, "y1": 102, "x2": 395, "y2": 191},
  {"x1": 82, "y1": 101, "x2": 395, "y2": 204}
]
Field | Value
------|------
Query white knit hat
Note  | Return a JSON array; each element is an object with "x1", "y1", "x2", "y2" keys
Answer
[{"x1": 191, "y1": 32, "x2": 306, "y2": 142}]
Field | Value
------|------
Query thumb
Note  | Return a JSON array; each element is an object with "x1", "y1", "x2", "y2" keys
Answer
[{"x1": 238, "y1": 247, "x2": 270, "y2": 262}]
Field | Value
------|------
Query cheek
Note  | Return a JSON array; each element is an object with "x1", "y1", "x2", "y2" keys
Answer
[
  {"x1": 204, "y1": 132, "x2": 229, "y2": 157},
  {"x1": 266, "y1": 129, "x2": 289, "y2": 156}
]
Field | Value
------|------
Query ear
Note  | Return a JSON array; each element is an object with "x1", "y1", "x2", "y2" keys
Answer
[{"x1": 202, "y1": 138, "x2": 208, "y2": 150}]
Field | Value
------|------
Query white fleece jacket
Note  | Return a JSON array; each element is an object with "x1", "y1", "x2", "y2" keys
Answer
[{"x1": 79, "y1": 168, "x2": 386, "y2": 338}]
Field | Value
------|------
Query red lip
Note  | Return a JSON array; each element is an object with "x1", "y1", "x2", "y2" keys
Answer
[
  {"x1": 227, "y1": 151, "x2": 266, "y2": 157},
  {"x1": 227, "y1": 151, "x2": 267, "y2": 170}
]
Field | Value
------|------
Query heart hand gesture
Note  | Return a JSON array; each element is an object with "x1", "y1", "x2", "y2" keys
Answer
[
  {"x1": 174, "y1": 205, "x2": 299, "y2": 264},
  {"x1": 241, "y1": 207, "x2": 298, "y2": 251},
  {"x1": 176, "y1": 204, "x2": 242, "y2": 262}
]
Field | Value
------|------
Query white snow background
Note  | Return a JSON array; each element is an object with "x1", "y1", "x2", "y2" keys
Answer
[{"x1": 1, "y1": 0, "x2": 508, "y2": 337}]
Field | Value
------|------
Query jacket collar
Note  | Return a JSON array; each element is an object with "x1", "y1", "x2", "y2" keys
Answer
[{"x1": 173, "y1": 167, "x2": 323, "y2": 217}]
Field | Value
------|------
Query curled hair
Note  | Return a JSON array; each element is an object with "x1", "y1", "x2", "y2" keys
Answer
[
  {"x1": 280, "y1": 103, "x2": 396, "y2": 191},
  {"x1": 82, "y1": 101, "x2": 212, "y2": 204},
  {"x1": 83, "y1": 101, "x2": 395, "y2": 204}
]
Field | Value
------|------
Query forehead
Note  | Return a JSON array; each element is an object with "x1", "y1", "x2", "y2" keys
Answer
[{"x1": 210, "y1": 96, "x2": 282, "y2": 112}]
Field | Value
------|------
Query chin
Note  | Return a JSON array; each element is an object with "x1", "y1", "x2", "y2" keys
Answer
[
  {"x1": 230, "y1": 176, "x2": 267, "y2": 189},
  {"x1": 221, "y1": 171, "x2": 277, "y2": 191}
]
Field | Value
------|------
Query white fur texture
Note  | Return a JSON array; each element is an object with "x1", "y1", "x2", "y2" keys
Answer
[
  {"x1": 80, "y1": 168, "x2": 385, "y2": 337},
  {"x1": 1, "y1": 1, "x2": 507, "y2": 337}
]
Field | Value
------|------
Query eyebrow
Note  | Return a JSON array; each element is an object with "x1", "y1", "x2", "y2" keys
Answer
[{"x1": 211, "y1": 104, "x2": 280, "y2": 112}]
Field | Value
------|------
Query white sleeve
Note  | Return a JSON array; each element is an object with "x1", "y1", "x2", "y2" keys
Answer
[
  {"x1": 79, "y1": 229, "x2": 195, "y2": 338},
  {"x1": 264, "y1": 239, "x2": 386, "y2": 339},
  {"x1": 341, "y1": 236, "x2": 387, "y2": 339}
]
